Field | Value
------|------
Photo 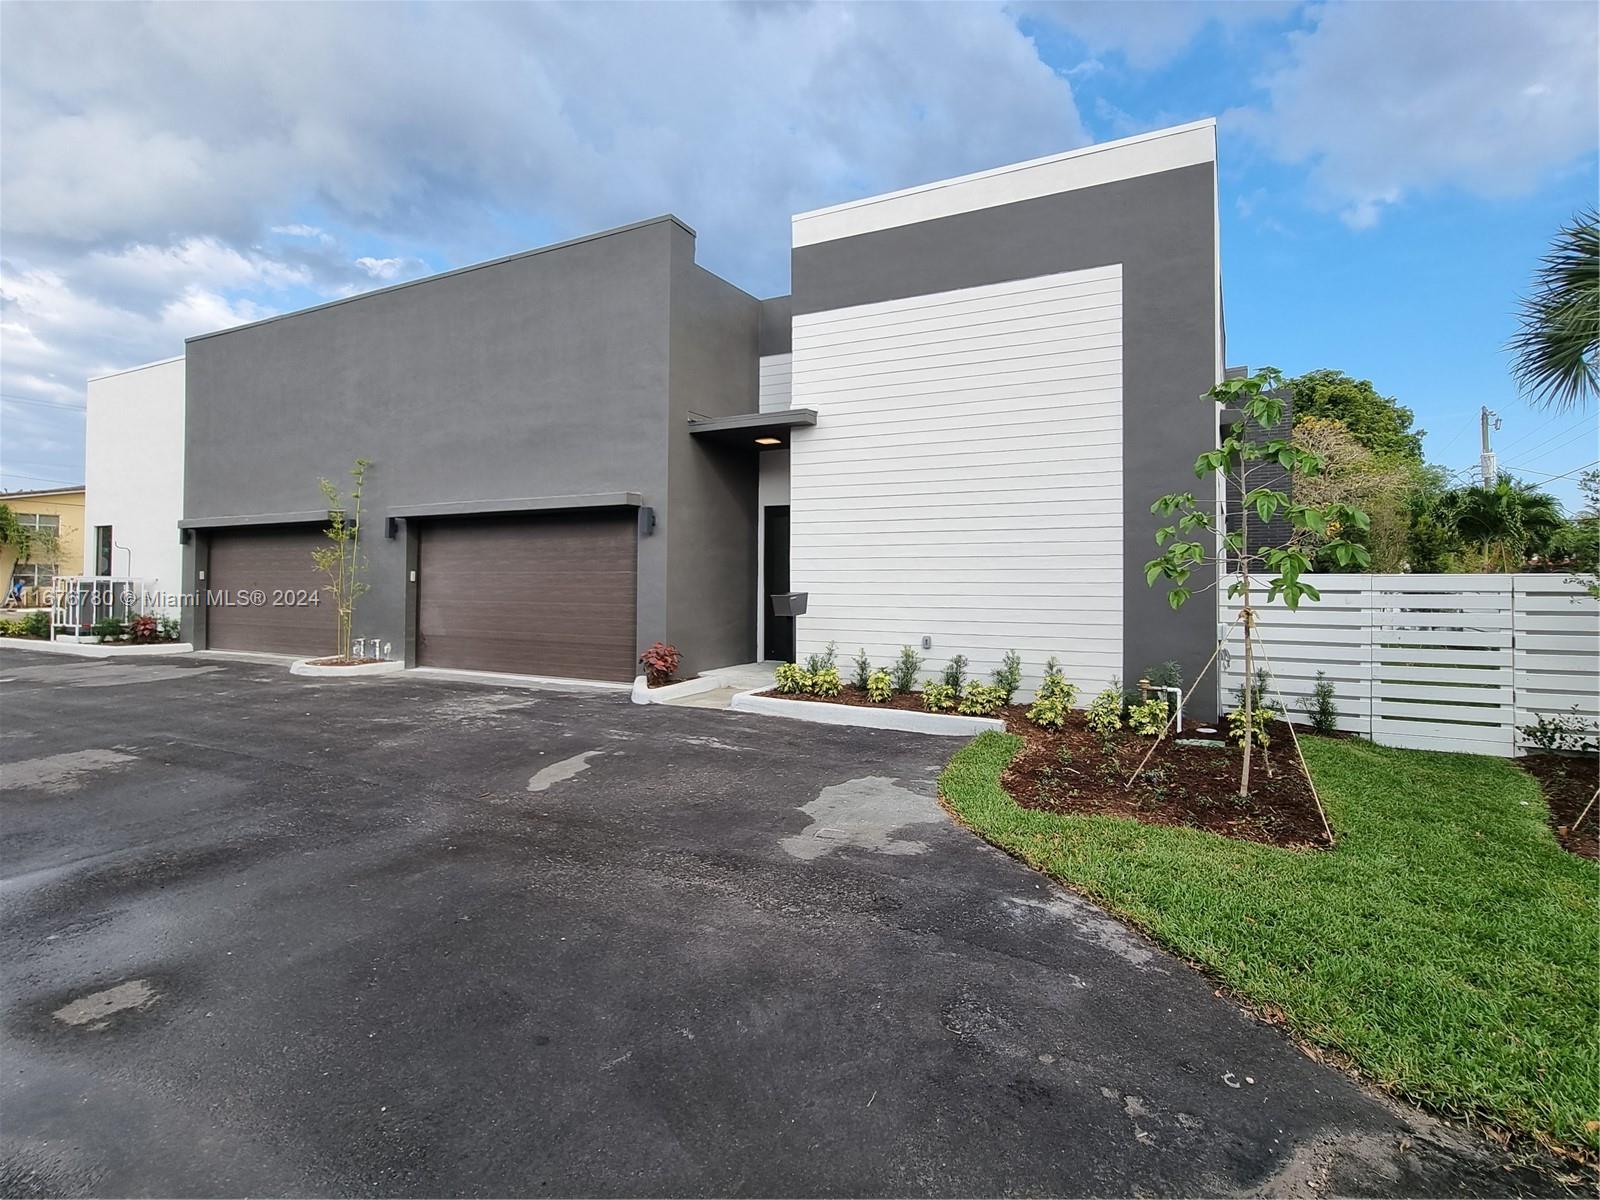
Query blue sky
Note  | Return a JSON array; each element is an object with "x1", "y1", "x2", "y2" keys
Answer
[{"x1": 2, "y1": 1, "x2": 1596, "y2": 506}]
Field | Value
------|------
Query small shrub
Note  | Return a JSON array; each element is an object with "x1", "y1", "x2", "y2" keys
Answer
[
  {"x1": 128, "y1": 614, "x2": 160, "y2": 644},
  {"x1": 1227, "y1": 705, "x2": 1278, "y2": 750},
  {"x1": 808, "y1": 665, "x2": 842, "y2": 698},
  {"x1": 891, "y1": 646, "x2": 924, "y2": 694},
  {"x1": 803, "y1": 641, "x2": 838, "y2": 676},
  {"x1": 1520, "y1": 707, "x2": 1599, "y2": 755},
  {"x1": 1027, "y1": 661, "x2": 1080, "y2": 730},
  {"x1": 774, "y1": 662, "x2": 811, "y2": 694},
  {"x1": 921, "y1": 680, "x2": 957, "y2": 712},
  {"x1": 1233, "y1": 668, "x2": 1272, "y2": 713},
  {"x1": 0, "y1": 617, "x2": 18, "y2": 638},
  {"x1": 1302, "y1": 670, "x2": 1340, "y2": 736},
  {"x1": 91, "y1": 617, "x2": 127, "y2": 641},
  {"x1": 638, "y1": 641, "x2": 680, "y2": 686},
  {"x1": 157, "y1": 616, "x2": 181, "y2": 642},
  {"x1": 1144, "y1": 660, "x2": 1184, "y2": 720},
  {"x1": 958, "y1": 683, "x2": 1006, "y2": 716},
  {"x1": 851, "y1": 648, "x2": 873, "y2": 691},
  {"x1": 866, "y1": 669, "x2": 893, "y2": 703},
  {"x1": 991, "y1": 650, "x2": 1023, "y2": 704},
  {"x1": 942, "y1": 654, "x2": 968, "y2": 692},
  {"x1": 1126, "y1": 697, "x2": 1169, "y2": 737},
  {"x1": 1085, "y1": 683, "x2": 1124, "y2": 736},
  {"x1": 21, "y1": 610, "x2": 48, "y2": 638}
]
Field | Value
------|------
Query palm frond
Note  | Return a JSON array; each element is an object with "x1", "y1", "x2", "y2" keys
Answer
[{"x1": 1507, "y1": 209, "x2": 1599, "y2": 411}]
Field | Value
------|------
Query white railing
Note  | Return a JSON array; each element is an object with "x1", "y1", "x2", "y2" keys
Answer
[
  {"x1": 50, "y1": 577, "x2": 157, "y2": 641},
  {"x1": 1219, "y1": 573, "x2": 1598, "y2": 757}
]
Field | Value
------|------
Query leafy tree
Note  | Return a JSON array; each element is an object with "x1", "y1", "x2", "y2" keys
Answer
[
  {"x1": 1507, "y1": 209, "x2": 1598, "y2": 412},
  {"x1": 1146, "y1": 368, "x2": 1370, "y2": 796},
  {"x1": 1433, "y1": 477, "x2": 1563, "y2": 572},
  {"x1": 1291, "y1": 415, "x2": 1419, "y2": 571},
  {"x1": 1288, "y1": 369, "x2": 1424, "y2": 462}
]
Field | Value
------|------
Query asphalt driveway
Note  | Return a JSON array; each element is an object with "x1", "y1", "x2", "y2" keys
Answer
[{"x1": 0, "y1": 648, "x2": 1553, "y2": 1197}]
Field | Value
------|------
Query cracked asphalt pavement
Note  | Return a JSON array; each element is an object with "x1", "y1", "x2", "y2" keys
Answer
[{"x1": 0, "y1": 648, "x2": 1564, "y2": 1197}]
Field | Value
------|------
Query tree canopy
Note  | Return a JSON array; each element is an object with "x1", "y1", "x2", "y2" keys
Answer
[
  {"x1": 1507, "y1": 208, "x2": 1598, "y2": 412},
  {"x1": 1288, "y1": 369, "x2": 1424, "y2": 462}
]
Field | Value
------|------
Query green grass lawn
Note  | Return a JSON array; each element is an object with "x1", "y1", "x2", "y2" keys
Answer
[{"x1": 940, "y1": 732, "x2": 1600, "y2": 1155}]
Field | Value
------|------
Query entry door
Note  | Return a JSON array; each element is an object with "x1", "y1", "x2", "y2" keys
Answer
[{"x1": 763, "y1": 505, "x2": 793, "y2": 662}]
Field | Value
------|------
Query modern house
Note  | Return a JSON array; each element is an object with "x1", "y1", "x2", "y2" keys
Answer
[
  {"x1": 84, "y1": 356, "x2": 187, "y2": 612},
  {"x1": 91, "y1": 119, "x2": 1225, "y2": 708}
]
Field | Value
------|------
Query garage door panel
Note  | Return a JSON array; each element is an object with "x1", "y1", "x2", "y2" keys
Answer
[
  {"x1": 207, "y1": 527, "x2": 338, "y2": 656},
  {"x1": 417, "y1": 512, "x2": 637, "y2": 681}
]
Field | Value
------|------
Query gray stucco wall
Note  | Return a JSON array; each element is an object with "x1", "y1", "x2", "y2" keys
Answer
[
  {"x1": 666, "y1": 229, "x2": 762, "y2": 675},
  {"x1": 182, "y1": 217, "x2": 691, "y2": 666},
  {"x1": 791, "y1": 163, "x2": 1221, "y2": 715},
  {"x1": 758, "y1": 296, "x2": 793, "y2": 357}
]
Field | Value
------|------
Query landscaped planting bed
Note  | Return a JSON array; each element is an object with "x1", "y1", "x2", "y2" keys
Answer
[
  {"x1": 1518, "y1": 753, "x2": 1599, "y2": 860},
  {"x1": 1000, "y1": 709, "x2": 1330, "y2": 849}
]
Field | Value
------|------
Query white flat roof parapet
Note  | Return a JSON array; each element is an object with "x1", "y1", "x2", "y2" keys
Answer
[
  {"x1": 87, "y1": 355, "x2": 185, "y2": 384},
  {"x1": 792, "y1": 119, "x2": 1217, "y2": 248}
]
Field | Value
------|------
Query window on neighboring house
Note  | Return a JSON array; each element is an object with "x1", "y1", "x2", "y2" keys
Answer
[{"x1": 95, "y1": 525, "x2": 113, "y2": 576}]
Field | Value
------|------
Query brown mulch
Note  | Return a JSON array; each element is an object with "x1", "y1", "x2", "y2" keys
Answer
[
  {"x1": 1518, "y1": 753, "x2": 1600, "y2": 860},
  {"x1": 757, "y1": 684, "x2": 932, "y2": 712},
  {"x1": 761, "y1": 685, "x2": 1331, "y2": 849},
  {"x1": 305, "y1": 656, "x2": 383, "y2": 666},
  {"x1": 999, "y1": 707, "x2": 1332, "y2": 849}
]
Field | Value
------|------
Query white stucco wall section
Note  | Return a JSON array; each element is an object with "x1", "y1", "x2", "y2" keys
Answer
[
  {"x1": 84, "y1": 356, "x2": 186, "y2": 612},
  {"x1": 789, "y1": 264, "x2": 1123, "y2": 698},
  {"x1": 758, "y1": 353, "x2": 793, "y2": 413}
]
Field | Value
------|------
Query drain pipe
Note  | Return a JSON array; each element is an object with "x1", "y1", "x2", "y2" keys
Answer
[{"x1": 1138, "y1": 678, "x2": 1184, "y2": 731}]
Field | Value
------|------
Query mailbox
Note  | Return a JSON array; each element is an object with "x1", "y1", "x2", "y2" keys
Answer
[{"x1": 771, "y1": 591, "x2": 808, "y2": 617}]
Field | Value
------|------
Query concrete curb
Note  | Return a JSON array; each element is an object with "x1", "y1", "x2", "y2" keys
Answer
[
  {"x1": 0, "y1": 637, "x2": 194, "y2": 658},
  {"x1": 630, "y1": 674, "x2": 721, "y2": 705},
  {"x1": 728, "y1": 689, "x2": 1005, "y2": 737},
  {"x1": 290, "y1": 657, "x2": 406, "y2": 678}
]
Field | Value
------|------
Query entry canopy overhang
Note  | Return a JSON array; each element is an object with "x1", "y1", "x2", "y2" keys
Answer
[{"x1": 686, "y1": 408, "x2": 817, "y2": 449}]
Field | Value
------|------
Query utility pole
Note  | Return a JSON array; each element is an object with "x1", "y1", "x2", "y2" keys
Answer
[{"x1": 1480, "y1": 406, "x2": 1501, "y2": 487}]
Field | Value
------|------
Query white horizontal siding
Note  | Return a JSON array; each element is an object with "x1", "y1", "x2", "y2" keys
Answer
[
  {"x1": 758, "y1": 354, "x2": 792, "y2": 413},
  {"x1": 790, "y1": 264, "x2": 1123, "y2": 699}
]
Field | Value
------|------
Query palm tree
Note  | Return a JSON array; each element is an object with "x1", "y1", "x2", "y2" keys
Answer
[
  {"x1": 1507, "y1": 209, "x2": 1598, "y2": 411},
  {"x1": 1434, "y1": 479, "x2": 1564, "y2": 571}
]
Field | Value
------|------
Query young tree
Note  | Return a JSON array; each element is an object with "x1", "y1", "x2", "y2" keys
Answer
[
  {"x1": 1507, "y1": 208, "x2": 1598, "y2": 413},
  {"x1": 1145, "y1": 368, "x2": 1371, "y2": 796},
  {"x1": 311, "y1": 459, "x2": 372, "y2": 659}
]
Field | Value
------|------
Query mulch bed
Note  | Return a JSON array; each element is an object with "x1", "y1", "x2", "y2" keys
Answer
[
  {"x1": 999, "y1": 708, "x2": 1332, "y2": 849},
  {"x1": 306, "y1": 656, "x2": 383, "y2": 667},
  {"x1": 762, "y1": 685, "x2": 1330, "y2": 849},
  {"x1": 1518, "y1": 753, "x2": 1599, "y2": 861},
  {"x1": 757, "y1": 684, "x2": 933, "y2": 712}
]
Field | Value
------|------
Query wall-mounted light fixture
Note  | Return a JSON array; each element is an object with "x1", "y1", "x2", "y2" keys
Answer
[{"x1": 754, "y1": 436, "x2": 782, "y2": 446}]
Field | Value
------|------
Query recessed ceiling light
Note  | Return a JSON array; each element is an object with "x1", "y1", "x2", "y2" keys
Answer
[{"x1": 754, "y1": 436, "x2": 782, "y2": 445}]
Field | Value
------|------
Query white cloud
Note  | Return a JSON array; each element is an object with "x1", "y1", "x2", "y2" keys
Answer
[
  {"x1": 0, "y1": 0, "x2": 1092, "y2": 487},
  {"x1": 1229, "y1": 0, "x2": 1599, "y2": 226}
]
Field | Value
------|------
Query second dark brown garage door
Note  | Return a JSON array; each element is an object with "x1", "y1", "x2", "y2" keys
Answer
[
  {"x1": 206, "y1": 526, "x2": 338, "y2": 656},
  {"x1": 417, "y1": 510, "x2": 637, "y2": 682}
]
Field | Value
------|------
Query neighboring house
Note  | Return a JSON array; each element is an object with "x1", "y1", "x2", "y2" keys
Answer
[
  {"x1": 84, "y1": 356, "x2": 187, "y2": 614},
  {"x1": 92, "y1": 119, "x2": 1226, "y2": 709},
  {"x1": 2, "y1": 486, "x2": 85, "y2": 607}
]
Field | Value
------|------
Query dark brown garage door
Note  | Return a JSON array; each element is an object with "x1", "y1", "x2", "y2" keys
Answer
[
  {"x1": 417, "y1": 510, "x2": 637, "y2": 681},
  {"x1": 206, "y1": 526, "x2": 337, "y2": 656}
]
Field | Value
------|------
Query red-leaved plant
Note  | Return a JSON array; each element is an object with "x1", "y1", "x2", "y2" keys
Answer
[
  {"x1": 639, "y1": 641, "x2": 680, "y2": 687},
  {"x1": 128, "y1": 614, "x2": 160, "y2": 644}
]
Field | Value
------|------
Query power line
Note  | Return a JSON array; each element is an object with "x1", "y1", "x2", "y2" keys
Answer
[
  {"x1": 0, "y1": 469, "x2": 82, "y2": 487},
  {"x1": 1494, "y1": 417, "x2": 1595, "y2": 469},
  {"x1": 1496, "y1": 414, "x2": 1594, "y2": 459},
  {"x1": 0, "y1": 393, "x2": 85, "y2": 413},
  {"x1": 1501, "y1": 460, "x2": 1599, "y2": 486}
]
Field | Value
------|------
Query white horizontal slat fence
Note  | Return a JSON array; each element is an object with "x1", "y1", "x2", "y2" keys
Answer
[{"x1": 1220, "y1": 574, "x2": 1598, "y2": 757}]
